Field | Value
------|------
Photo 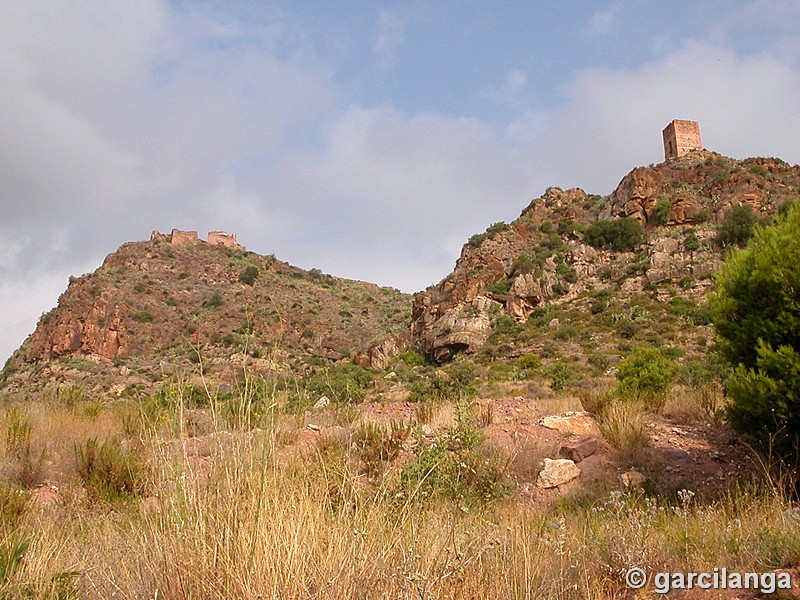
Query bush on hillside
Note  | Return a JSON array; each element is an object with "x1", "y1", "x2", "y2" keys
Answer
[
  {"x1": 584, "y1": 218, "x2": 644, "y2": 252},
  {"x1": 715, "y1": 204, "x2": 758, "y2": 248},
  {"x1": 305, "y1": 363, "x2": 373, "y2": 405},
  {"x1": 711, "y1": 204, "x2": 800, "y2": 457},
  {"x1": 616, "y1": 344, "x2": 677, "y2": 401},
  {"x1": 651, "y1": 200, "x2": 672, "y2": 225}
]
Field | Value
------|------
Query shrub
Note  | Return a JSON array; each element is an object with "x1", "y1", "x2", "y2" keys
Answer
[
  {"x1": 202, "y1": 291, "x2": 224, "y2": 309},
  {"x1": 584, "y1": 218, "x2": 644, "y2": 252},
  {"x1": 651, "y1": 200, "x2": 672, "y2": 225},
  {"x1": 400, "y1": 403, "x2": 510, "y2": 505},
  {"x1": 715, "y1": 204, "x2": 758, "y2": 247},
  {"x1": 131, "y1": 310, "x2": 154, "y2": 323},
  {"x1": 684, "y1": 232, "x2": 700, "y2": 251},
  {"x1": 512, "y1": 253, "x2": 536, "y2": 275},
  {"x1": 710, "y1": 204, "x2": 800, "y2": 457},
  {"x1": 238, "y1": 265, "x2": 259, "y2": 285},
  {"x1": 548, "y1": 363, "x2": 574, "y2": 391},
  {"x1": 694, "y1": 208, "x2": 712, "y2": 224},
  {"x1": 305, "y1": 363, "x2": 373, "y2": 405},
  {"x1": 487, "y1": 279, "x2": 512, "y2": 295},
  {"x1": 75, "y1": 438, "x2": 147, "y2": 502},
  {"x1": 516, "y1": 353, "x2": 541, "y2": 371},
  {"x1": 616, "y1": 345, "x2": 677, "y2": 401},
  {"x1": 396, "y1": 349, "x2": 426, "y2": 367}
]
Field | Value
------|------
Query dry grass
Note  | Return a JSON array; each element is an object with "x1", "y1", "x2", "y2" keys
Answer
[
  {"x1": 661, "y1": 384, "x2": 724, "y2": 425},
  {"x1": 1, "y1": 392, "x2": 799, "y2": 599},
  {"x1": 596, "y1": 400, "x2": 651, "y2": 466}
]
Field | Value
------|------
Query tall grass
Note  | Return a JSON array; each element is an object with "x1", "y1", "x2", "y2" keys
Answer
[{"x1": 1, "y1": 387, "x2": 799, "y2": 598}]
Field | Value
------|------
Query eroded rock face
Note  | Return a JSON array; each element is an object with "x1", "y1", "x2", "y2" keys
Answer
[
  {"x1": 602, "y1": 166, "x2": 664, "y2": 223},
  {"x1": 506, "y1": 272, "x2": 556, "y2": 321},
  {"x1": 24, "y1": 285, "x2": 127, "y2": 361},
  {"x1": 364, "y1": 333, "x2": 411, "y2": 370},
  {"x1": 417, "y1": 296, "x2": 498, "y2": 362}
]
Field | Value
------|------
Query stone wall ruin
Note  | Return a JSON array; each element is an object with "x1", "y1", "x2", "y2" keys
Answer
[{"x1": 149, "y1": 229, "x2": 245, "y2": 251}]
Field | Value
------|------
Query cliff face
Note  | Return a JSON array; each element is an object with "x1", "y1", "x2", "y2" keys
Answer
[{"x1": 411, "y1": 152, "x2": 800, "y2": 361}]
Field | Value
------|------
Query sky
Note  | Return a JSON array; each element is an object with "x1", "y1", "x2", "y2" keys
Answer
[{"x1": 1, "y1": 0, "x2": 800, "y2": 363}]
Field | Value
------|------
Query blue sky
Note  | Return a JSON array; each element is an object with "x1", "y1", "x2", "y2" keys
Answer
[{"x1": 1, "y1": 1, "x2": 799, "y2": 363}]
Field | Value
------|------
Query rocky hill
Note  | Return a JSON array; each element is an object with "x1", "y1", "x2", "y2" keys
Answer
[
  {"x1": 2, "y1": 237, "x2": 410, "y2": 397},
  {"x1": 412, "y1": 151, "x2": 800, "y2": 361},
  {"x1": 2, "y1": 150, "x2": 798, "y2": 399}
]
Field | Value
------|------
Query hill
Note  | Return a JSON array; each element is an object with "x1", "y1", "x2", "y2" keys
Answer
[
  {"x1": 1, "y1": 236, "x2": 410, "y2": 398},
  {"x1": 412, "y1": 151, "x2": 799, "y2": 361}
]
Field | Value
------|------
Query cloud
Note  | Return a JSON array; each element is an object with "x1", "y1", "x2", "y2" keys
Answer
[
  {"x1": 524, "y1": 41, "x2": 800, "y2": 193},
  {"x1": 585, "y1": 3, "x2": 622, "y2": 37},
  {"x1": 373, "y1": 11, "x2": 407, "y2": 71},
  {"x1": 263, "y1": 105, "x2": 538, "y2": 290}
]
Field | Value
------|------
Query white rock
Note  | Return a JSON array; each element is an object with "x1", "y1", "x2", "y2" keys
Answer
[{"x1": 536, "y1": 458, "x2": 580, "y2": 489}]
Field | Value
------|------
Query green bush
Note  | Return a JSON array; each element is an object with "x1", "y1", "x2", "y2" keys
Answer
[
  {"x1": 715, "y1": 204, "x2": 758, "y2": 248},
  {"x1": 238, "y1": 265, "x2": 259, "y2": 285},
  {"x1": 407, "y1": 363, "x2": 476, "y2": 403},
  {"x1": 75, "y1": 438, "x2": 147, "y2": 502},
  {"x1": 694, "y1": 208, "x2": 712, "y2": 224},
  {"x1": 684, "y1": 232, "x2": 700, "y2": 251},
  {"x1": 711, "y1": 204, "x2": 800, "y2": 456},
  {"x1": 131, "y1": 310, "x2": 154, "y2": 323},
  {"x1": 584, "y1": 218, "x2": 644, "y2": 252},
  {"x1": 305, "y1": 363, "x2": 373, "y2": 405},
  {"x1": 400, "y1": 403, "x2": 509, "y2": 505},
  {"x1": 616, "y1": 345, "x2": 677, "y2": 400},
  {"x1": 651, "y1": 200, "x2": 672, "y2": 225},
  {"x1": 202, "y1": 291, "x2": 224, "y2": 309},
  {"x1": 548, "y1": 363, "x2": 574, "y2": 391},
  {"x1": 487, "y1": 279, "x2": 512, "y2": 295},
  {"x1": 396, "y1": 349, "x2": 426, "y2": 367},
  {"x1": 512, "y1": 253, "x2": 536, "y2": 275}
]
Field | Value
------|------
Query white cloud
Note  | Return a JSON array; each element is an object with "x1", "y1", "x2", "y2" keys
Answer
[
  {"x1": 265, "y1": 105, "x2": 539, "y2": 289},
  {"x1": 525, "y1": 41, "x2": 800, "y2": 193},
  {"x1": 373, "y1": 11, "x2": 406, "y2": 71},
  {"x1": 585, "y1": 3, "x2": 622, "y2": 37}
]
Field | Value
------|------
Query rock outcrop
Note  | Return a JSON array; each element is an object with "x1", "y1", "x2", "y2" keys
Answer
[
  {"x1": 24, "y1": 286, "x2": 127, "y2": 361},
  {"x1": 411, "y1": 153, "x2": 800, "y2": 361}
]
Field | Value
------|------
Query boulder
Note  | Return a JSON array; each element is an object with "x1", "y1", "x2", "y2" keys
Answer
[
  {"x1": 536, "y1": 458, "x2": 581, "y2": 489},
  {"x1": 539, "y1": 412, "x2": 601, "y2": 437},
  {"x1": 558, "y1": 438, "x2": 599, "y2": 463}
]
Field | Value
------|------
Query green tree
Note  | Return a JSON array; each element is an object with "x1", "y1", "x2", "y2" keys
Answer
[
  {"x1": 715, "y1": 204, "x2": 758, "y2": 248},
  {"x1": 710, "y1": 204, "x2": 800, "y2": 456},
  {"x1": 584, "y1": 218, "x2": 644, "y2": 252}
]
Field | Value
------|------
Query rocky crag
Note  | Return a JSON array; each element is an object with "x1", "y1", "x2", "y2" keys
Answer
[{"x1": 411, "y1": 151, "x2": 800, "y2": 361}]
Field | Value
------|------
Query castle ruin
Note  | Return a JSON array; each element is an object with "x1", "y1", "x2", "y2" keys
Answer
[
  {"x1": 150, "y1": 229, "x2": 245, "y2": 251},
  {"x1": 662, "y1": 119, "x2": 702, "y2": 160}
]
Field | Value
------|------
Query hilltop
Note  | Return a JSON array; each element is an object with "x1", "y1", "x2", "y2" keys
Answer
[{"x1": 1, "y1": 236, "x2": 410, "y2": 399}]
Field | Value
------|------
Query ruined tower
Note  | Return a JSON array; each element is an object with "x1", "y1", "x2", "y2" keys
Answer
[{"x1": 662, "y1": 120, "x2": 702, "y2": 160}]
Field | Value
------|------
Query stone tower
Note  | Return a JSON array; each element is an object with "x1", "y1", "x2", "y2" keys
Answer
[{"x1": 662, "y1": 119, "x2": 702, "y2": 160}]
